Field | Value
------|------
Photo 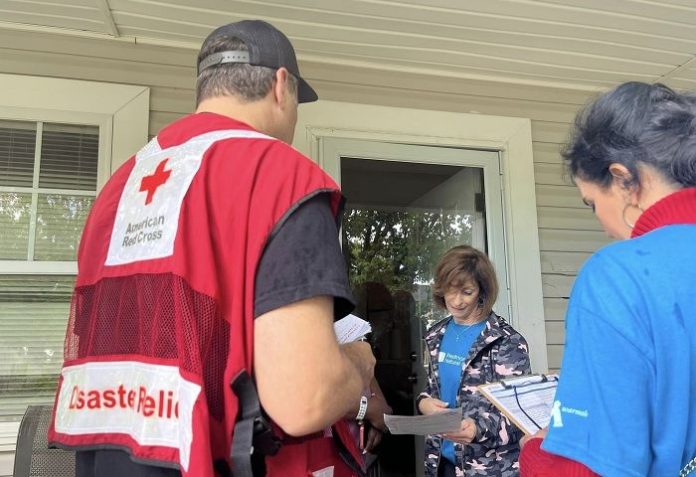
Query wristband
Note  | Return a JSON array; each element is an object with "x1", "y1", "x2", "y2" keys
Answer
[
  {"x1": 415, "y1": 394, "x2": 429, "y2": 414},
  {"x1": 356, "y1": 395, "x2": 368, "y2": 421}
]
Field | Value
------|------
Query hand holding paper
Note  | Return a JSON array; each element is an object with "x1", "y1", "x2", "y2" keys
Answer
[
  {"x1": 417, "y1": 396, "x2": 449, "y2": 415},
  {"x1": 441, "y1": 417, "x2": 477, "y2": 444}
]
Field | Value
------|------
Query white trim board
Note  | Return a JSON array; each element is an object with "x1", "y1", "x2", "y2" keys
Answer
[
  {"x1": 294, "y1": 100, "x2": 548, "y2": 372},
  {"x1": 0, "y1": 73, "x2": 149, "y2": 176}
]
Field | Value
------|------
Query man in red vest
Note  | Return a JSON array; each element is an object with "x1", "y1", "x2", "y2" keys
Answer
[{"x1": 49, "y1": 19, "x2": 378, "y2": 477}]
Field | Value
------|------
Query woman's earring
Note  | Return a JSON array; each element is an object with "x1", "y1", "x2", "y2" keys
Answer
[{"x1": 622, "y1": 203, "x2": 644, "y2": 229}]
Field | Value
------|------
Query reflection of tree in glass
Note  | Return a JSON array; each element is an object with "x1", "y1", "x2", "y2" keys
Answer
[
  {"x1": 0, "y1": 192, "x2": 94, "y2": 260},
  {"x1": 343, "y1": 207, "x2": 473, "y2": 323},
  {"x1": 36, "y1": 195, "x2": 94, "y2": 259},
  {"x1": 0, "y1": 193, "x2": 32, "y2": 259},
  {"x1": 0, "y1": 193, "x2": 31, "y2": 221}
]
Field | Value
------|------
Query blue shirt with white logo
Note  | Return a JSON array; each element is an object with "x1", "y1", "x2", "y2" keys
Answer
[
  {"x1": 438, "y1": 319, "x2": 486, "y2": 464},
  {"x1": 543, "y1": 225, "x2": 696, "y2": 477}
]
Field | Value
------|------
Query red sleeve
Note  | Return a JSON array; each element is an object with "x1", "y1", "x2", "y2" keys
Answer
[{"x1": 520, "y1": 438, "x2": 599, "y2": 477}]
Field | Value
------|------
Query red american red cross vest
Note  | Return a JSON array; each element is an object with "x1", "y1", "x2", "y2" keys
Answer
[{"x1": 48, "y1": 114, "x2": 361, "y2": 477}]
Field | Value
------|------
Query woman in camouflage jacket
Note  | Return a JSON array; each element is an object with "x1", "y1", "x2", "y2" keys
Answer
[{"x1": 417, "y1": 246, "x2": 531, "y2": 477}]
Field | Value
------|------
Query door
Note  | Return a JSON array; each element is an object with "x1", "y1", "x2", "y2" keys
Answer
[{"x1": 321, "y1": 138, "x2": 508, "y2": 477}]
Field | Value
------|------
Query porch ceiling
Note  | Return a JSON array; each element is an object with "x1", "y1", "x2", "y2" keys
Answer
[{"x1": 2, "y1": 0, "x2": 696, "y2": 92}]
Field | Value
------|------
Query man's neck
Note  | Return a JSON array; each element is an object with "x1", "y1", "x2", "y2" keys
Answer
[{"x1": 195, "y1": 96, "x2": 272, "y2": 137}]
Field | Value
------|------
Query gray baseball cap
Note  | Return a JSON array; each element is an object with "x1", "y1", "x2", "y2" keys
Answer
[{"x1": 198, "y1": 20, "x2": 318, "y2": 103}]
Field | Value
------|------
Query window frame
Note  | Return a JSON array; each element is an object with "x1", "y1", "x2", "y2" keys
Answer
[
  {"x1": 0, "y1": 112, "x2": 106, "y2": 274},
  {"x1": 0, "y1": 74, "x2": 149, "y2": 464}
]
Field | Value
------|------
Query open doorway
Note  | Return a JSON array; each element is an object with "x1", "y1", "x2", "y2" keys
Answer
[{"x1": 322, "y1": 138, "x2": 507, "y2": 477}]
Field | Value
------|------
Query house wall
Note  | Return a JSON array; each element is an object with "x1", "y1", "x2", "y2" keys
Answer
[
  {"x1": 0, "y1": 26, "x2": 610, "y2": 474},
  {"x1": 0, "y1": 27, "x2": 611, "y2": 370}
]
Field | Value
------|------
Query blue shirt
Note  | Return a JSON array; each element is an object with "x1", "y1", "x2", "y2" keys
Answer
[
  {"x1": 438, "y1": 318, "x2": 486, "y2": 464},
  {"x1": 543, "y1": 225, "x2": 696, "y2": 477}
]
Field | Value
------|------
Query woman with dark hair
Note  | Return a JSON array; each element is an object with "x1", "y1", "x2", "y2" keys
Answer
[
  {"x1": 520, "y1": 82, "x2": 696, "y2": 477},
  {"x1": 417, "y1": 245, "x2": 531, "y2": 477}
]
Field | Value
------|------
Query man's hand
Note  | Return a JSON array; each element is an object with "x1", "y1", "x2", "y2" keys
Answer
[
  {"x1": 255, "y1": 296, "x2": 374, "y2": 436},
  {"x1": 417, "y1": 397, "x2": 449, "y2": 416},
  {"x1": 341, "y1": 341, "x2": 376, "y2": 388},
  {"x1": 520, "y1": 426, "x2": 548, "y2": 448},
  {"x1": 365, "y1": 379, "x2": 392, "y2": 430},
  {"x1": 441, "y1": 418, "x2": 477, "y2": 445},
  {"x1": 363, "y1": 425, "x2": 383, "y2": 453}
]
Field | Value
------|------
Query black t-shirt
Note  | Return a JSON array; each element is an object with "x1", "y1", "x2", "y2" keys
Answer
[
  {"x1": 255, "y1": 192, "x2": 355, "y2": 319},
  {"x1": 77, "y1": 193, "x2": 355, "y2": 477}
]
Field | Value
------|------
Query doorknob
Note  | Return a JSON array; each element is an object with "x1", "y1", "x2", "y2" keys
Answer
[
  {"x1": 409, "y1": 351, "x2": 417, "y2": 362},
  {"x1": 407, "y1": 373, "x2": 418, "y2": 383}
]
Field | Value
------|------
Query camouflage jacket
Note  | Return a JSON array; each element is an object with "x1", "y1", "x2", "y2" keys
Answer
[{"x1": 419, "y1": 312, "x2": 531, "y2": 477}]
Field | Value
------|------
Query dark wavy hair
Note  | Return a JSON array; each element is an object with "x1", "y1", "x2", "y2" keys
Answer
[{"x1": 563, "y1": 81, "x2": 696, "y2": 189}]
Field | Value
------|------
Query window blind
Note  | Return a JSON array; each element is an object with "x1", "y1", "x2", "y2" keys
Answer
[
  {"x1": 0, "y1": 275, "x2": 74, "y2": 421},
  {"x1": 39, "y1": 123, "x2": 98, "y2": 191},
  {"x1": 0, "y1": 120, "x2": 99, "y2": 422},
  {"x1": 0, "y1": 120, "x2": 36, "y2": 188}
]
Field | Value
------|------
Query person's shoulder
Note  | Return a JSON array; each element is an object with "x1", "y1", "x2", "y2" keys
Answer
[
  {"x1": 575, "y1": 238, "x2": 635, "y2": 279},
  {"x1": 425, "y1": 316, "x2": 449, "y2": 335},
  {"x1": 489, "y1": 313, "x2": 527, "y2": 343},
  {"x1": 585, "y1": 225, "x2": 689, "y2": 266},
  {"x1": 268, "y1": 140, "x2": 317, "y2": 165},
  {"x1": 244, "y1": 137, "x2": 319, "y2": 168},
  {"x1": 569, "y1": 241, "x2": 649, "y2": 330},
  {"x1": 576, "y1": 234, "x2": 666, "y2": 287}
]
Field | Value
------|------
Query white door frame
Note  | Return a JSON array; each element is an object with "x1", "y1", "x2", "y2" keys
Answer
[{"x1": 294, "y1": 100, "x2": 548, "y2": 373}]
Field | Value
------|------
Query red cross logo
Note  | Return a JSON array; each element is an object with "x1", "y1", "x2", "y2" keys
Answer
[{"x1": 139, "y1": 158, "x2": 172, "y2": 205}]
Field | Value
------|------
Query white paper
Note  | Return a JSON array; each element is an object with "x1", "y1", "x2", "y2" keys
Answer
[
  {"x1": 312, "y1": 466, "x2": 334, "y2": 477},
  {"x1": 383, "y1": 409, "x2": 461, "y2": 435},
  {"x1": 478, "y1": 374, "x2": 559, "y2": 435},
  {"x1": 334, "y1": 314, "x2": 372, "y2": 344}
]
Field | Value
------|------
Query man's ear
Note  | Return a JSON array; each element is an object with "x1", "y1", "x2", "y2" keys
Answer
[{"x1": 272, "y1": 68, "x2": 291, "y2": 105}]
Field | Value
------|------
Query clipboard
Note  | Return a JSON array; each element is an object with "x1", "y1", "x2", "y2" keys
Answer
[{"x1": 477, "y1": 374, "x2": 559, "y2": 435}]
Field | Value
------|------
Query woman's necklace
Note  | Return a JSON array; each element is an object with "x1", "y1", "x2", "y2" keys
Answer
[{"x1": 451, "y1": 321, "x2": 476, "y2": 341}]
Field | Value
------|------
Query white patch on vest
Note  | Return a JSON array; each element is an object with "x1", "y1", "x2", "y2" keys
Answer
[
  {"x1": 312, "y1": 466, "x2": 334, "y2": 477},
  {"x1": 105, "y1": 129, "x2": 274, "y2": 266},
  {"x1": 54, "y1": 361, "x2": 201, "y2": 470}
]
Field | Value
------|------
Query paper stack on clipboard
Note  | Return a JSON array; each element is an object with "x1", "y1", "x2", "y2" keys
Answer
[{"x1": 478, "y1": 373, "x2": 559, "y2": 435}]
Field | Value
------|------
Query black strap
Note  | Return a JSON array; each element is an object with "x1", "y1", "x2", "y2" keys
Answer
[{"x1": 230, "y1": 370, "x2": 282, "y2": 477}]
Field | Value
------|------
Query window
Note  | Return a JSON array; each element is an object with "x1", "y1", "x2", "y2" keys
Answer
[
  {"x1": 0, "y1": 75, "x2": 148, "y2": 464},
  {"x1": 0, "y1": 120, "x2": 99, "y2": 421}
]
